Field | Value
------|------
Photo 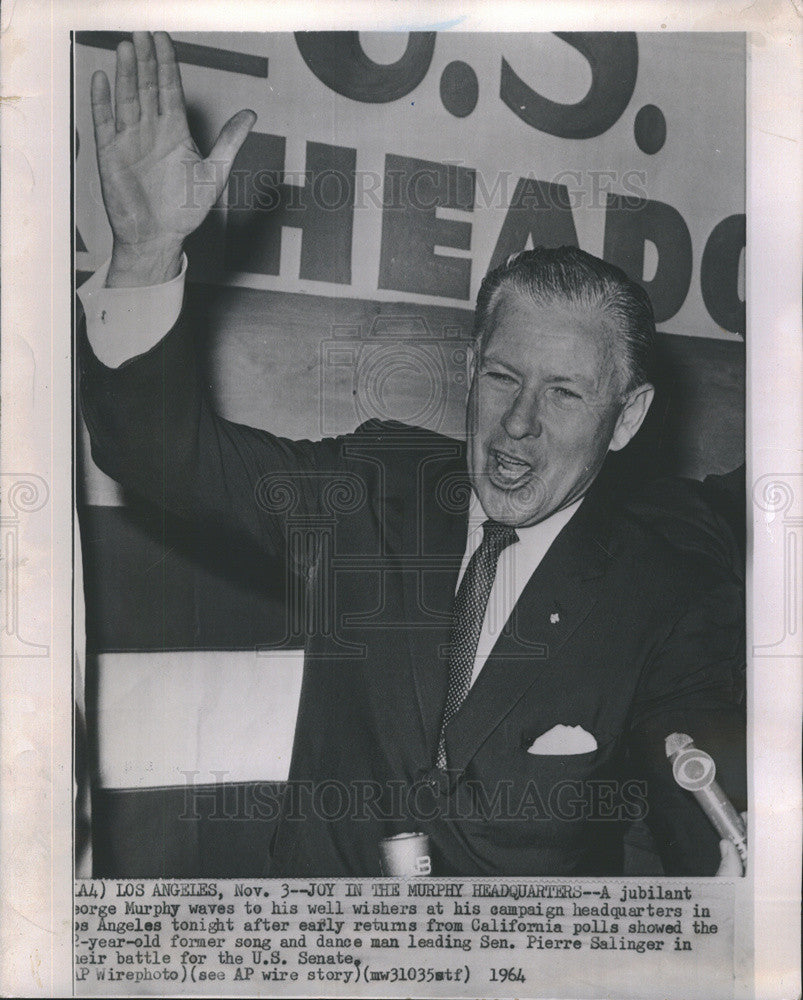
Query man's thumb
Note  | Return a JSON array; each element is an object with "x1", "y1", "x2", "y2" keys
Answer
[
  {"x1": 208, "y1": 109, "x2": 257, "y2": 197},
  {"x1": 715, "y1": 838, "x2": 742, "y2": 877}
]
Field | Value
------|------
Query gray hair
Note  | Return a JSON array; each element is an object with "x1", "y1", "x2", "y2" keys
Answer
[{"x1": 474, "y1": 246, "x2": 656, "y2": 392}]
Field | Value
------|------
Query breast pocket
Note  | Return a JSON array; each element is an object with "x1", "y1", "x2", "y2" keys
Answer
[
  {"x1": 504, "y1": 732, "x2": 622, "y2": 825},
  {"x1": 519, "y1": 728, "x2": 612, "y2": 781},
  {"x1": 522, "y1": 746, "x2": 604, "y2": 780}
]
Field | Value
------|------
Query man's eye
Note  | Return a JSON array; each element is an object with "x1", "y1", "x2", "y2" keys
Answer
[
  {"x1": 552, "y1": 386, "x2": 581, "y2": 400},
  {"x1": 485, "y1": 370, "x2": 515, "y2": 384}
]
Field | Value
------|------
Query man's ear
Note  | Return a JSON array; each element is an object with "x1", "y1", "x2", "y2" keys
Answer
[
  {"x1": 466, "y1": 341, "x2": 478, "y2": 383},
  {"x1": 610, "y1": 383, "x2": 655, "y2": 452}
]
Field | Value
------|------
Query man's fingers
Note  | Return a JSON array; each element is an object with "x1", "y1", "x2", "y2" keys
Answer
[
  {"x1": 114, "y1": 40, "x2": 140, "y2": 130},
  {"x1": 133, "y1": 31, "x2": 158, "y2": 120},
  {"x1": 715, "y1": 838, "x2": 743, "y2": 877},
  {"x1": 207, "y1": 110, "x2": 257, "y2": 198},
  {"x1": 90, "y1": 71, "x2": 116, "y2": 149},
  {"x1": 153, "y1": 32, "x2": 185, "y2": 115}
]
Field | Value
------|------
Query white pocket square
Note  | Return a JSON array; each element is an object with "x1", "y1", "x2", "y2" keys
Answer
[{"x1": 527, "y1": 725, "x2": 597, "y2": 755}]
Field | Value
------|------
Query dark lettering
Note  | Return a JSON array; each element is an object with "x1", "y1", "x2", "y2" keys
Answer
[
  {"x1": 295, "y1": 32, "x2": 435, "y2": 103},
  {"x1": 488, "y1": 178, "x2": 579, "y2": 272},
  {"x1": 603, "y1": 194, "x2": 693, "y2": 323},
  {"x1": 225, "y1": 133, "x2": 355, "y2": 284},
  {"x1": 701, "y1": 214, "x2": 745, "y2": 337},
  {"x1": 379, "y1": 154, "x2": 474, "y2": 300},
  {"x1": 501, "y1": 33, "x2": 638, "y2": 139}
]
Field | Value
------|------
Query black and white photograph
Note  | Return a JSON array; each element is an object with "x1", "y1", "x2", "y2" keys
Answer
[
  {"x1": 1, "y1": 3, "x2": 801, "y2": 998},
  {"x1": 74, "y1": 28, "x2": 747, "y2": 882}
]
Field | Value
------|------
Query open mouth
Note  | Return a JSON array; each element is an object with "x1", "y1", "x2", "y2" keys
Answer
[{"x1": 489, "y1": 449, "x2": 534, "y2": 488}]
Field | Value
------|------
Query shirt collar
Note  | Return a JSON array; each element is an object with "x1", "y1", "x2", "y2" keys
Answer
[{"x1": 467, "y1": 489, "x2": 585, "y2": 548}]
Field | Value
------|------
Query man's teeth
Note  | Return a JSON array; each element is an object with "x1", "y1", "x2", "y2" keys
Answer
[{"x1": 495, "y1": 453, "x2": 531, "y2": 479}]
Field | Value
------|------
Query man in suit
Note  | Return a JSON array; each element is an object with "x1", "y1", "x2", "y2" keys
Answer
[{"x1": 79, "y1": 33, "x2": 745, "y2": 877}]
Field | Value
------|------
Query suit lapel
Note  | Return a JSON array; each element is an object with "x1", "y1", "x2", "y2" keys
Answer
[
  {"x1": 387, "y1": 437, "x2": 621, "y2": 773},
  {"x1": 443, "y1": 480, "x2": 618, "y2": 776},
  {"x1": 400, "y1": 446, "x2": 469, "y2": 757},
  {"x1": 340, "y1": 428, "x2": 465, "y2": 768}
]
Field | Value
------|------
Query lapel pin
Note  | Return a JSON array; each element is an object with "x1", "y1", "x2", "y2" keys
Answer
[{"x1": 550, "y1": 611, "x2": 560, "y2": 625}]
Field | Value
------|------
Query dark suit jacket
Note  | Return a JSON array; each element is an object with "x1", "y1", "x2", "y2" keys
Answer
[{"x1": 80, "y1": 309, "x2": 746, "y2": 878}]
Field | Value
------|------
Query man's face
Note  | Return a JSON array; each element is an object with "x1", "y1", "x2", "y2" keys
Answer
[{"x1": 466, "y1": 290, "x2": 634, "y2": 527}]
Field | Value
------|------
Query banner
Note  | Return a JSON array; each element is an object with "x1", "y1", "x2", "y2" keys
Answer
[{"x1": 75, "y1": 31, "x2": 745, "y2": 340}]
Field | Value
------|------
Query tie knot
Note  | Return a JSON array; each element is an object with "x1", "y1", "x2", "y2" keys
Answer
[{"x1": 481, "y1": 519, "x2": 519, "y2": 552}]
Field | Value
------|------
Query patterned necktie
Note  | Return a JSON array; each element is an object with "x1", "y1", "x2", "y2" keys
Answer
[{"x1": 435, "y1": 519, "x2": 519, "y2": 770}]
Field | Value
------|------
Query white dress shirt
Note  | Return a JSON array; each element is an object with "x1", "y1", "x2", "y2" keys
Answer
[
  {"x1": 79, "y1": 263, "x2": 584, "y2": 686},
  {"x1": 459, "y1": 492, "x2": 583, "y2": 686},
  {"x1": 77, "y1": 256, "x2": 188, "y2": 369}
]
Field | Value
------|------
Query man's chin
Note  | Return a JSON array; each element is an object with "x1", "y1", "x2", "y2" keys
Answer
[{"x1": 474, "y1": 479, "x2": 550, "y2": 527}]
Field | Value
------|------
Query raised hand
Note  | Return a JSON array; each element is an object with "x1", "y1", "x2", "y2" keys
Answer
[{"x1": 90, "y1": 31, "x2": 256, "y2": 287}]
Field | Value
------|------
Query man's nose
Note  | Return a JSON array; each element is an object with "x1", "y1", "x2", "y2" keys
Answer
[{"x1": 502, "y1": 389, "x2": 542, "y2": 440}]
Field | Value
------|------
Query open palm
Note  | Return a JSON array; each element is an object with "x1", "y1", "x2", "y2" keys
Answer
[{"x1": 91, "y1": 32, "x2": 255, "y2": 270}]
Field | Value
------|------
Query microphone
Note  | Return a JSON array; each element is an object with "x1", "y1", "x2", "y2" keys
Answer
[{"x1": 665, "y1": 732, "x2": 747, "y2": 864}]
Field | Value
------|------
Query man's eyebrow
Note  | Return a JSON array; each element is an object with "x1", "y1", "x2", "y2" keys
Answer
[
  {"x1": 480, "y1": 353, "x2": 518, "y2": 371},
  {"x1": 547, "y1": 373, "x2": 597, "y2": 390},
  {"x1": 480, "y1": 355, "x2": 600, "y2": 392}
]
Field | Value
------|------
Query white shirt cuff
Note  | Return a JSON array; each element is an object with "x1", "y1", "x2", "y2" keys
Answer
[{"x1": 77, "y1": 254, "x2": 188, "y2": 369}]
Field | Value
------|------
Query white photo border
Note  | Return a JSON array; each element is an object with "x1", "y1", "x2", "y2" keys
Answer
[{"x1": 1, "y1": 2, "x2": 800, "y2": 998}]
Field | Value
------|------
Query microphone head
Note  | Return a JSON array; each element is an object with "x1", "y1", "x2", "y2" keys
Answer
[
  {"x1": 665, "y1": 732, "x2": 693, "y2": 759},
  {"x1": 672, "y1": 746, "x2": 717, "y2": 791}
]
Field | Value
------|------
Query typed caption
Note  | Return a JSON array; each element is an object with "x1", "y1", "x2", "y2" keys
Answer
[{"x1": 74, "y1": 877, "x2": 736, "y2": 998}]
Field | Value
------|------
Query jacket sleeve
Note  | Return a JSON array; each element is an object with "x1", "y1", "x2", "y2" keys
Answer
[
  {"x1": 79, "y1": 303, "x2": 349, "y2": 568},
  {"x1": 627, "y1": 565, "x2": 746, "y2": 876}
]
